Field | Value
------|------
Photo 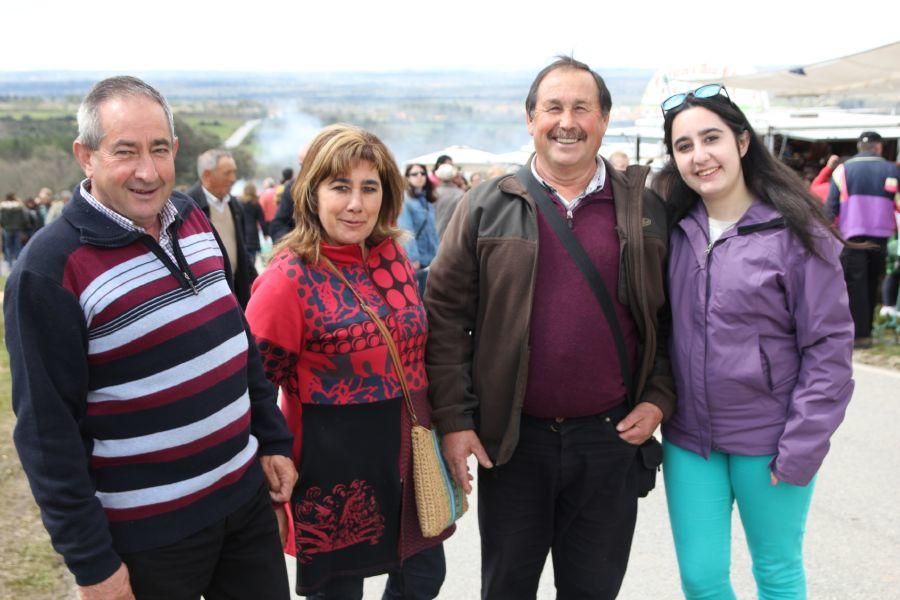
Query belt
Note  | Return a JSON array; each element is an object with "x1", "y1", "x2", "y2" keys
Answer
[{"x1": 522, "y1": 403, "x2": 628, "y2": 433}]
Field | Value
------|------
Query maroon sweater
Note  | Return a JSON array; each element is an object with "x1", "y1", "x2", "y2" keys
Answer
[{"x1": 522, "y1": 183, "x2": 638, "y2": 418}]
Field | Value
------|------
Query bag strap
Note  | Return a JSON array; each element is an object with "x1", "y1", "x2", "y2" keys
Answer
[
  {"x1": 414, "y1": 210, "x2": 429, "y2": 240},
  {"x1": 320, "y1": 255, "x2": 420, "y2": 425},
  {"x1": 515, "y1": 168, "x2": 635, "y2": 407}
]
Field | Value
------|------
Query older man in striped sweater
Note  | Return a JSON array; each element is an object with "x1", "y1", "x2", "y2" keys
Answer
[{"x1": 5, "y1": 76, "x2": 296, "y2": 600}]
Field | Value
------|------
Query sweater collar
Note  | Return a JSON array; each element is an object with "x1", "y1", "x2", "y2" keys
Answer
[
  {"x1": 63, "y1": 186, "x2": 192, "y2": 247},
  {"x1": 320, "y1": 237, "x2": 397, "y2": 268}
]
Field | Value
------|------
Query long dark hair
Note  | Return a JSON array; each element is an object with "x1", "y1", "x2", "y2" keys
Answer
[
  {"x1": 404, "y1": 163, "x2": 437, "y2": 203},
  {"x1": 653, "y1": 93, "x2": 846, "y2": 256}
]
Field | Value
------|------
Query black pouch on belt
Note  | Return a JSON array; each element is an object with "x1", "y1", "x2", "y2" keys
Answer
[{"x1": 636, "y1": 437, "x2": 663, "y2": 497}]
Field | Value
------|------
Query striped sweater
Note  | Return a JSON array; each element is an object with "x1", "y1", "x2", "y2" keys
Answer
[{"x1": 5, "y1": 189, "x2": 292, "y2": 586}]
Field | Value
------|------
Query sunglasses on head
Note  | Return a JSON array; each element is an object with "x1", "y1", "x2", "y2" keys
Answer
[{"x1": 661, "y1": 84, "x2": 729, "y2": 116}]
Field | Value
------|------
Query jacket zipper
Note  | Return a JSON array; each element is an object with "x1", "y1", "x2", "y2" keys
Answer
[
  {"x1": 703, "y1": 236, "x2": 726, "y2": 451},
  {"x1": 141, "y1": 229, "x2": 200, "y2": 295},
  {"x1": 171, "y1": 231, "x2": 201, "y2": 295}
]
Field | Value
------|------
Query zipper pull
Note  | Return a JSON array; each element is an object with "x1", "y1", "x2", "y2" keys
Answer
[
  {"x1": 184, "y1": 272, "x2": 198, "y2": 295},
  {"x1": 704, "y1": 240, "x2": 714, "y2": 255},
  {"x1": 566, "y1": 208, "x2": 574, "y2": 229}
]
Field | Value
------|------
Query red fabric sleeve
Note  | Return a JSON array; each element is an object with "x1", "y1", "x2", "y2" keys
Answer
[{"x1": 246, "y1": 263, "x2": 305, "y2": 466}]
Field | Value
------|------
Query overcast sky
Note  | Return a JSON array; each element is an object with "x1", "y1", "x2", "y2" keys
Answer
[{"x1": 5, "y1": 0, "x2": 898, "y2": 73}]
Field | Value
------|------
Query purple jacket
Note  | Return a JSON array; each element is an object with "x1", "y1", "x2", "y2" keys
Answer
[
  {"x1": 664, "y1": 199, "x2": 854, "y2": 485},
  {"x1": 825, "y1": 152, "x2": 899, "y2": 239}
]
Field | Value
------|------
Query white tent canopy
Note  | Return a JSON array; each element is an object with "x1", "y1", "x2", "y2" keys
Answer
[
  {"x1": 403, "y1": 145, "x2": 504, "y2": 169},
  {"x1": 699, "y1": 41, "x2": 900, "y2": 98},
  {"x1": 750, "y1": 107, "x2": 900, "y2": 141}
]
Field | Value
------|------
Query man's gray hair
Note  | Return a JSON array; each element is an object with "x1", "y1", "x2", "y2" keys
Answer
[
  {"x1": 76, "y1": 76, "x2": 175, "y2": 150},
  {"x1": 197, "y1": 149, "x2": 234, "y2": 178}
]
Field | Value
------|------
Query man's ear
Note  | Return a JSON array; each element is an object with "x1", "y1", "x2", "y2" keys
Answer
[
  {"x1": 72, "y1": 141, "x2": 94, "y2": 177},
  {"x1": 172, "y1": 136, "x2": 180, "y2": 159},
  {"x1": 525, "y1": 110, "x2": 535, "y2": 137}
]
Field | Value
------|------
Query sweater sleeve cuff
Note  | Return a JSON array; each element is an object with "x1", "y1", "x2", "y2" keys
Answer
[
  {"x1": 257, "y1": 439, "x2": 293, "y2": 458},
  {"x1": 69, "y1": 547, "x2": 122, "y2": 587}
]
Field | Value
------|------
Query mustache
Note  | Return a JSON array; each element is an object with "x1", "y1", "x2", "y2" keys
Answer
[{"x1": 551, "y1": 127, "x2": 586, "y2": 140}]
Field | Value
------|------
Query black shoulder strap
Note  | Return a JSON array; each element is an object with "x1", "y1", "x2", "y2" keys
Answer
[
  {"x1": 516, "y1": 168, "x2": 635, "y2": 407},
  {"x1": 414, "y1": 212, "x2": 429, "y2": 239}
]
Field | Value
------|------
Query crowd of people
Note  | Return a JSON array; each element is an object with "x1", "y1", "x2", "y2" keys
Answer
[
  {"x1": 3, "y1": 56, "x2": 898, "y2": 600},
  {"x1": 0, "y1": 187, "x2": 70, "y2": 273}
]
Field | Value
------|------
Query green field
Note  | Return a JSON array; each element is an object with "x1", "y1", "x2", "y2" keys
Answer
[
  {"x1": 1, "y1": 110, "x2": 71, "y2": 120},
  {"x1": 180, "y1": 115, "x2": 244, "y2": 142}
]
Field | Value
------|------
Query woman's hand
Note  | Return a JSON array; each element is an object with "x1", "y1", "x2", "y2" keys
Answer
[{"x1": 770, "y1": 472, "x2": 779, "y2": 486}]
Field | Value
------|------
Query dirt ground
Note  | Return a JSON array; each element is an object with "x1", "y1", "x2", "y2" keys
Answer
[{"x1": 854, "y1": 341, "x2": 900, "y2": 370}]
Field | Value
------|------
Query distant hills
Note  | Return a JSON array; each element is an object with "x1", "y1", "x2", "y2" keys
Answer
[{"x1": 0, "y1": 69, "x2": 655, "y2": 106}]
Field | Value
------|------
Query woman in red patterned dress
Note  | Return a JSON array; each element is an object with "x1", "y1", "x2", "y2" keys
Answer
[{"x1": 245, "y1": 124, "x2": 451, "y2": 599}]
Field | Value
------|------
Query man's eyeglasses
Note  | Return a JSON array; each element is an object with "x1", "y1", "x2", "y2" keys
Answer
[
  {"x1": 408, "y1": 171, "x2": 426, "y2": 177},
  {"x1": 661, "y1": 84, "x2": 729, "y2": 116}
]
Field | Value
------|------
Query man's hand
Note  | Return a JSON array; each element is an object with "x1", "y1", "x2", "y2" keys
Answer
[
  {"x1": 616, "y1": 402, "x2": 663, "y2": 445},
  {"x1": 78, "y1": 563, "x2": 135, "y2": 600},
  {"x1": 441, "y1": 429, "x2": 493, "y2": 494},
  {"x1": 260, "y1": 455, "x2": 298, "y2": 503}
]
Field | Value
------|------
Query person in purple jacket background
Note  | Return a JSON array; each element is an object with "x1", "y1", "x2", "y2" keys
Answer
[{"x1": 653, "y1": 85, "x2": 855, "y2": 600}]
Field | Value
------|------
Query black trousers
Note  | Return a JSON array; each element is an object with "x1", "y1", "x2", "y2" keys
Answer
[
  {"x1": 478, "y1": 405, "x2": 640, "y2": 600},
  {"x1": 841, "y1": 237, "x2": 888, "y2": 339},
  {"x1": 304, "y1": 544, "x2": 446, "y2": 600},
  {"x1": 120, "y1": 484, "x2": 290, "y2": 600}
]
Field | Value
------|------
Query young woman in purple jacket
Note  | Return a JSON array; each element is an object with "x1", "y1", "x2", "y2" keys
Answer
[{"x1": 654, "y1": 85, "x2": 855, "y2": 600}]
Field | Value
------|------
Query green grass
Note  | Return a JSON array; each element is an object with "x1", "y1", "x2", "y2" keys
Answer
[
  {"x1": 180, "y1": 115, "x2": 243, "y2": 142},
  {"x1": 0, "y1": 110, "x2": 71, "y2": 120},
  {"x1": 6, "y1": 541, "x2": 64, "y2": 593},
  {"x1": 867, "y1": 339, "x2": 900, "y2": 358}
]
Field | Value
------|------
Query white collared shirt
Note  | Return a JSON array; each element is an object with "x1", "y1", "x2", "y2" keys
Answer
[
  {"x1": 202, "y1": 186, "x2": 230, "y2": 213},
  {"x1": 80, "y1": 179, "x2": 178, "y2": 263},
  {"x1": 531, "y1": 156, "x2": 606, "y2": 211}
]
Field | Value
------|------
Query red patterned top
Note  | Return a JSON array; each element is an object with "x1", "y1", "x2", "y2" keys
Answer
[
  {"x1": 246, "y1": 238, "x2": 450, "y2": 570},
  {"x1": 248, "y1": 240, "x2": 428, "y2": 455}
]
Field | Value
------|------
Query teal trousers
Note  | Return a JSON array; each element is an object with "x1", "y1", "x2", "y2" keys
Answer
[{"x1": 662, "y1": 440, "x2": 816, "y2": 600}]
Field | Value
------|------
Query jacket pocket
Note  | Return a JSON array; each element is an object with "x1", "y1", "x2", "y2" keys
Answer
[{"x1": 759, "y1": 344, "x2": 774, "y2": 392}]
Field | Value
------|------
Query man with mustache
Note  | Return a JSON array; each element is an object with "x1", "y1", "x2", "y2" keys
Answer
[{"x1": 425, "y1": 57, "x2": 675, "y2": 599}]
